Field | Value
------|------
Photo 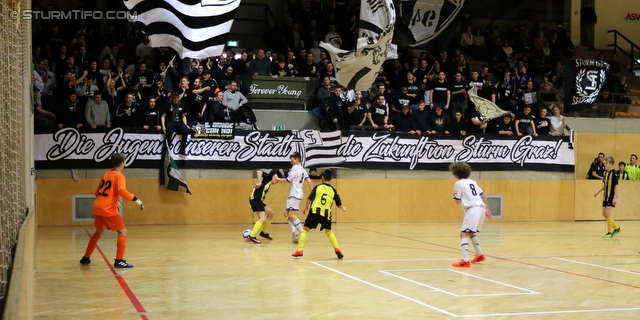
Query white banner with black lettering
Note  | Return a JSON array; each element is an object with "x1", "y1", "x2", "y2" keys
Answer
[{"x1": 34, "y1": 128, "x2": 575, "y2": 171}]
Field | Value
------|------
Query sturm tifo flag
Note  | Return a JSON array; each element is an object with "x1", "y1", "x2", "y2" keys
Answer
[
  {"x1": 160, "y1": 142, "x2": 192, "y2": 194},
  {"x1": 564, "y1": 58, "x2": 610, "y2": 112},
  {"x1": 394, "y1": 0, "x2": 471, "y2": 53},
  {"x1": 319, "y1": 0, "x2": 396, "y2": 91},
  {"x1": 123, "y1": 0, "x2": 240, "y2": 59}
]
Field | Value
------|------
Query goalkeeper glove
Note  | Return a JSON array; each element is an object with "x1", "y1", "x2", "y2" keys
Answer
[{"x1": 135, "y1": 199, "x2": 144, "y2": 210}]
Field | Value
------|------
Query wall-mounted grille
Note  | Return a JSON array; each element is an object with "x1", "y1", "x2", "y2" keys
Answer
[
  {"x1": 486, "y1": 195, "x2": 503, "y2": 218},
  {"x1": 73, "y1": 195, "x2": 121, "y2": 221}
]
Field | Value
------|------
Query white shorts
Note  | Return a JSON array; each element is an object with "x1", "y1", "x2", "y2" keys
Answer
[
  {"x1": 286, "y1": 197, "x2": 301, "y2": 211},
  {"x1": 461, "y1": 206, "x2": 485, "y2": 234}
]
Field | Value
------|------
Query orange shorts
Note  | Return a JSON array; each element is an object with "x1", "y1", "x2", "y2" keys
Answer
[{"x1": 93, "y1": 213, "x2": 125, "y2": 231}]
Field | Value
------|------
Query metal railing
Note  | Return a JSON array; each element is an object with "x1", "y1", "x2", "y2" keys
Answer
[{"x1": 607, "y1": 30, "x2": 640, "y2": 72}]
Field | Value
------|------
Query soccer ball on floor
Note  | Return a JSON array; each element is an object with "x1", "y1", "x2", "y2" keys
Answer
[{"x1": 242, "y1": 229, "x2": 251, "y2": 238}]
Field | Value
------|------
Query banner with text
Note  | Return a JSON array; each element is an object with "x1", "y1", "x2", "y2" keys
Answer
[
  {"x1": 241, "y1": 76, "x2": 307, "y2": 104},
  {"x1": 34, "y1": 128, "x2": 575, "y2": 171}
]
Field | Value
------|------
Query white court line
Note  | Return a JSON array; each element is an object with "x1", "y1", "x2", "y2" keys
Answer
[
  {"x1": 379, "y1": 270, "x2": 460, "y2": 297},
  {"x1": 381, "y1": 268, "x2": 446, "y2": 272},
  {"x1": 312, "y1": 262, "x2": 459, "y2": 318},
  {"x1": 446, "y1": 269, "x2": 539, "y2": 295},
  {"x1": 460, "y1": 307, "x2": 640, "y2": 318},
  {"x1": 315, "y1": 258, "x2": 453, "y2": 263},
  {"x1": 553, "y1": 257, "x2": 640, "y2": 275}
]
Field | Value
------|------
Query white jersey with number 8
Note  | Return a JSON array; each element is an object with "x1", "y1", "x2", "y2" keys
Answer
[
  {"x1": 453, "y1": 178, "x2": 485, "y2": 210},
  {"x1": 287, "y1": 164, "x2": 309, "y2": 199}
]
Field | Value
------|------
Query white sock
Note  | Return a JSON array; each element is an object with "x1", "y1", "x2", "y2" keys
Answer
[
  {"x1": 470, "y1": 235, "x2": 482, "y2": 256},
  {"x1": 461, "y1": 238, "x2": 470, "y2": 262},
  {"x1": 287, "y1": 219, "x2": 296, "y2": 232},
  {"x1": 292, "y1": 218, "x2": 302, "y2": 233}
]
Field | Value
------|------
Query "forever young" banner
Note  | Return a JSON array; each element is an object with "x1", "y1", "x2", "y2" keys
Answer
[{"x1": 34, "y1": 128, "x2": 575, "y2": 171}]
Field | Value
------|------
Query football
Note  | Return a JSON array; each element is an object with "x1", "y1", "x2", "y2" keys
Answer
[{"x1": 242, "y1": 229, "x2": 251, "y2": 238}]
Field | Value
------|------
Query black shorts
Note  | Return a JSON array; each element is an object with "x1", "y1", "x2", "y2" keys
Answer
[
  {"x1": 602, "y1": 201, "x2": 615, "y2": 208},
  {"x1": 304, "y1": 212, "x2": 332, "y2": 231},
  {"x1": 249, "y1": 199, "x2": 266, "y2": 212}
]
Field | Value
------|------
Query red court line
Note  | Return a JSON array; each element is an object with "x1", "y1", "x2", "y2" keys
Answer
[
  {"x1": 85, "y1": 229, "x2": 149, "y2": 320},
  {"x1": 494, "y1": 256, "x2": 640, "y2": 290}
]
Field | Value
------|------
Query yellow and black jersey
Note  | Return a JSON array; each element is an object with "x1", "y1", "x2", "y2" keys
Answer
[
  {"x1": 602, "y1": 169, "x2": 618, "y2": 202},
  {"x1": 617, "y1": 170, "x2": 629, "y2": 180},
  {"x1": 250, "y1": 171, "x2": 275, "y2": 202},
  {"x1": 308, "y1": 183, "x2": 342, "y2": 217}
]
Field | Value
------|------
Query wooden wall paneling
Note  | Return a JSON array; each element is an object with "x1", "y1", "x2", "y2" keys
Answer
[{"x1": 529, "y1": 180, "x2": 575, "y2": 221}]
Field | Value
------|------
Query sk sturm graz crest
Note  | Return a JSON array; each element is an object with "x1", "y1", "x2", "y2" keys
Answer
[{"x1": 563, "y1": 59, "x2": 610, "y2": 112}]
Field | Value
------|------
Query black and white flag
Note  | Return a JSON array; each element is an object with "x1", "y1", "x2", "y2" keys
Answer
[
  {"x1": 394, "y1": 0, "x2": 470, "y2": 53},
  {"x1": 299, "y1": 130, "x2": 346, "y2": 168},
  {"x1": 320, "y1": 0, "x2": 396, "y2": 91},
  {"x1": 123, "y1": 0, "x2": 240, "y2": 59},
  {"x1": 564, "y1": 58, "x2": 610, "y2": 112}
]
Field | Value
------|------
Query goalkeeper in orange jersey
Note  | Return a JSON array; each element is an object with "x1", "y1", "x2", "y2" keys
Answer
[{"x1": 80, "y1": 153, "x2": 145, "y2": 268}]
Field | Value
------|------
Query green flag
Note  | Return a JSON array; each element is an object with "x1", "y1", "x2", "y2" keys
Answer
[{"x1": 160, "y1": 141, "x2": 192, "y2": 194}]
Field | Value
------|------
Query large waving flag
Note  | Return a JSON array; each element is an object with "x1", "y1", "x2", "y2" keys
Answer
[
  {"x1": 160, "y1": 141, "x2": 192, "y2": 194},
  {"x1": 123, "y1": 0, "x2": 240, "y2": 59},
  {"x1": 320, "y1": 0, "x2": 396, "y2": 91},
  {"x1": 395, "y1": 0, "x2": 471, "y2": 53}
]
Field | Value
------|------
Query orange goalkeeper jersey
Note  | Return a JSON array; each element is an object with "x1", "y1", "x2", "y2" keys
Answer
[{"x1": 92, "y1": 169, "x2": 135, "y2": 216}]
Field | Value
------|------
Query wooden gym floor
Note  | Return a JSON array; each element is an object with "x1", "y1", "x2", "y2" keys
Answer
[{"x1": 34, "y1": 221, "x2": 640, "y2": 319}]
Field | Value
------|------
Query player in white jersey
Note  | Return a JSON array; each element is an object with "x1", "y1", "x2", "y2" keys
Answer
[
  {"x1": 449, "y1": 162, "x2": 492, "y2": 268},
  {"x1": 275, "y1": 152, "x2": 313, "y2": 243}
]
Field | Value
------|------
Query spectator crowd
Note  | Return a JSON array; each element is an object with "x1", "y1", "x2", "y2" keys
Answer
[{"x1": 31, "y1": 0, "x2": 636, "y2": 138}]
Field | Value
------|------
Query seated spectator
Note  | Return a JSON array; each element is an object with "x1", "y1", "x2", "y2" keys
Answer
[
  {"x1": 390, "y1": 104, "x2": 413, "y2": 132},
  {"x1": 115, "y1": 93, "x2": 141, "y2": 127},
  {"x1": 367, "y1": 94, "x2": 393, "y2": 131},
  {"x1": 346, "y1": 91, "x2": 369, "y2": 128},
  {"x1": 587, "y1": 153, "x2": 605, "y2": 180},
  {"x1": 411, "y1": 100, "x2": 431, "y2": 135},
  {"x1": 427, "y1": 105, "x2": 450, "y2": 135},
  {"x1": 324, "y1": 24, "x2": 342, "y2": 49},
  {"x1": 218, "y1": 65, "x2": 235, "y2": 91},
  {"x1": 469, "y1": 104, "x2": 488, "y2": 134},
  {"x1": 55, "y1": 91, "x2": 84, "y2": 129},
  {"x1": 548, "y1": 104, "x2": 566, "y2": 136},
  {"x1": 248, "y1": 49, "x2": 271, "y2": 76},
  {"x1": 520, "y1": 80, "x2": 538, "y2": 114},
  {"x1": 210, "y1": 90, "x2": 230, "y2": 122},
  {"x1": 611, "y1": 75, "x2": 631, "y2": 104},
  {"x1": 624, "y1": 154, "x2": 640, "y2": 180},
  {"x1": 617, "y1": 162, "x2": 630, "y2": 180},
  {"x1": 142, "y1": 97, "x2": 162, "y2": 131},
  {"x1": 593, "y1": 89, "x2": 613, "y2": 118},
  {"x1": 34, "y1": 86, "x2": 56, "y2": 129},
  {"x1": 325, "y1": 87, "x2": 349, "y2": 131},
  {"x1": 534, "y1": 108, "x2": 551, "y2": 136},
  {"x1": 515, "y1": 105, "x2": 537, "y2": 137},
  {"x1": 298, "y1": 52, "x2": 321, "y2": 78},
  {"x1": 85, "y1": 92, "x2": 111, "y2": 129},
  {"x1": 273, "y1": 60, "x2": 291, "y2": 77},
  {"x1": 223, "y1": 80, "x2": 255, "y2": 125},
  {"x1": 608, "y1": 53, "x2": 622, "y2": 81},
  {"x1": 448, "y1": 111, "x2": 468, "y2": 137},
  {"x1": 493, "y1": 115, "x2": 516, "y2": 136}
]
